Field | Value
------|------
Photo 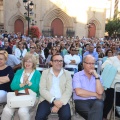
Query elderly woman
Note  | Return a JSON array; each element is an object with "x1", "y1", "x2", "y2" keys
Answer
[
  {"x1": 102, "y1": 52, "x2": 120, "y2": 120},
  {"x1": 1, "y1": 53, "x2": 41, "y2": 120},
  {"x1": 0, "y1": 50, "x2": 14, "y2": 103}
]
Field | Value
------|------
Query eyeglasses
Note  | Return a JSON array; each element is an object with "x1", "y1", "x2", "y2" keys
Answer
[
  {"x1": 52, "y1": 60, "x2": 63, "y2": 63},
  {"x1": 84, "y1": 61, "x2": 95, "y2": 65},
  {"x1": 52, "y1": 49, "x2": 57, "y2": 51},
  {"x1": 25, "y1": 60, "x2": 33, "y2": 63},
  {"x1": 30, "y1": 47, "x2": 35, "y2": 49}
]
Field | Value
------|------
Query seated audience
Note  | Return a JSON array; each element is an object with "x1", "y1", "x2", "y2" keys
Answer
[
  {"x1": 2, "y1": 54, "x2": 41, "y2": 120},
  {"x1": 6, "y1": 53, "x2": 21, "y2": 72},
  {"x1": 73, "y1": 55, "x2": 104, "y2": 120},
  {"x1": 14, "y1": 41, "x2": 27, "y2": 60},
  {"x1": 64, "y1": 46, "x2": 81, "y2": 73},
  {"x1": 3, "y1": 40, "x2": 12, "y2": 54},
  {"x1": 35, "y1": 54, "x2": 72, "y2": 120},
  {"x1": 0, "y1": 50, "x2": 14, "y2": 103},
  {"x1": 45, "y1": 46, "x2": 58, "y2": 67},
  {"x1": 36, "y1": 44, "x2": 45, "y2": 65},
  {"x1": 26, "y1": 43, "x2": 39, "y2": 66},
  {"x1": 96, "y1": 46, "x2": 104, "y2": 74},
  {"x1": 102, "y1": 49, "x2": 113, "y2": 63}
]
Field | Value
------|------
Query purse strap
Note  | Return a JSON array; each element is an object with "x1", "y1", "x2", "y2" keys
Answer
[{"x1": 15, "y1": 88, "x2": 29, "y2": 96}]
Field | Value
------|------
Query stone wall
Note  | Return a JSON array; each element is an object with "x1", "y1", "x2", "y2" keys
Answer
[{"x1": 2, "y1": 0, "x2": 106, "y2": 38}]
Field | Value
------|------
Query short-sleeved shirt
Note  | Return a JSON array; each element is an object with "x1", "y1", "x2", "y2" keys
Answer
[
  {"x1": 6, "y1": 54, "x2": 21, "y2": 68},
  {"x1": 72, "y1": 70, "x2": 103, "y2": 100}
]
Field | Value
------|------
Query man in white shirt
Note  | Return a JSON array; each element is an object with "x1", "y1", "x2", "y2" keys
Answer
[
  {"x1": 35, "y1": 54, "x2": 72, "y2": 120},
  {"x1": 64, "y1": 46, "x2": 81, "y2": 73}
]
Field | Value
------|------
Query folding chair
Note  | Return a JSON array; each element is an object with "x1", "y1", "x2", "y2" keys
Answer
[{"x1": 113, "y1": 82, "x2": 120, "y2": 120}]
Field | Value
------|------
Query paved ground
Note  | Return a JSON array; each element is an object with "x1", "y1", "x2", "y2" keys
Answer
[{"x1": 0, "y1": 103, "x2": 120, "y2": 120}]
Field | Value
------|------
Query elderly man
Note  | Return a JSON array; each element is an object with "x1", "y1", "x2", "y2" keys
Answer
[
  {"x1": 83, "y1": 44, "x2": 102, "y2": 75},
  {"x1": 35, "y1": 53, "x2": 72, "y2": 120},
  {"x1": 72, "y1": 55, "x2": 104, "y2": 120}
]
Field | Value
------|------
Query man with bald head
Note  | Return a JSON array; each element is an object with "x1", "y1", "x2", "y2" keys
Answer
[{"x1": 72, "y1": 55, "x2": 104, "y2": 120}]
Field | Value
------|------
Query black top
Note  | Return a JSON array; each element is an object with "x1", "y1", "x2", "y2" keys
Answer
[
  {"x1": 4, "y1": 46, "x2": 12, "y2": 54},
  {"x1": 0, "y1": 66, "x2": 14, "y2": 92}
]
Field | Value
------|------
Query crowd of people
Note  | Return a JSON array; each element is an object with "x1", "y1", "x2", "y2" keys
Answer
[{"x1": 0, "y1": 31, "x2": 120, "y2": 120}]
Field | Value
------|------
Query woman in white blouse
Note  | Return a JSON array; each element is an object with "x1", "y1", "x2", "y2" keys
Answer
[
  {"x1": 102, "y1": 52, "x2": 120, "y2": 119},
  {"x1": 14, "y1": 41, "x2": 27, "y2": 60}
]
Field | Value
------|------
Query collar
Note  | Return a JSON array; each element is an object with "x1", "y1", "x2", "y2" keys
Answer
[{"x1": 50, "y1": 67, "x2": 63, "y2": 78}]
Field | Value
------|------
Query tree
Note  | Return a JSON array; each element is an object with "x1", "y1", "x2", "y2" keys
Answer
[
  {"x1": 105, "y1": 18, "x2": 120, "y2": 38},
  {"x1": 26, "y1": 26, "x2": 41, "y2": 38}
]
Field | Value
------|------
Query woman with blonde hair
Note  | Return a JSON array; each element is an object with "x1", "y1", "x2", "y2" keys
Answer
[
  {"x1": 1, "y1": 53, "x2": 41, "y2": 120},
  {"x1": 0, "y1": 50, "x2": 14, "y2": 103}
]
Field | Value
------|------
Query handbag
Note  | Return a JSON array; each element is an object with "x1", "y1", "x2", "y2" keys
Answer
[{"x1": 7, "y1": 89, "x2": 36, "y2": 108}]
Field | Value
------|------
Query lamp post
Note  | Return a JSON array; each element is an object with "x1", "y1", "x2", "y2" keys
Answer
[{"x1": 23, "y1": 0, "x2": 34, "y2": 36}]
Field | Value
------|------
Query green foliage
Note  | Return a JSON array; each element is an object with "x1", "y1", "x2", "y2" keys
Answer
[
  {"x1": 105, "y1": 18, "x2": 120, "y2": 37},
  {"x1": 25, "y1": 16, "x2": 31, "y2": 21}
]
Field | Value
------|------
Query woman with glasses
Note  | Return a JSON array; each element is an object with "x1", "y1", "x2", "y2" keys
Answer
[
  {"x1": 2, "y1": 53, "x2": 41, "y2": 120},
  {"x1": 45, "y1": 46, "x2": 58, "y2": 67},
  {"x1": 0, "y1": 50, "x2": 14, "y2": 103},
  {"x1": 102, "y1": 49, "x2": 113, "y2": 63},
  {"x1": 14, "y1": 41, "x2": 27, "y2": 60},
  {"x1": 26, "y1": 43, "x2": 39, "y2": 66}
]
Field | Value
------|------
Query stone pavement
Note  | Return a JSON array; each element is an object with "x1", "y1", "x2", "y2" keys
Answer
[{"x1": 0, "y1": 103, "x2": 119, "y2": 120}]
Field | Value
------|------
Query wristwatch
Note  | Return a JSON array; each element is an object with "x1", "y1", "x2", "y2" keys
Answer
[
  {"x1": 95, "y1": 77, "x2": 100, "y2": 80},
  {"x1": 52, "y1": 98, "x2": 56, "y2": 104}
]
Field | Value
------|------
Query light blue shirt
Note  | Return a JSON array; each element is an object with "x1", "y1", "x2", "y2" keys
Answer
[{"x1": 83, "y1": 51, "x2": 98, "y2": 61}]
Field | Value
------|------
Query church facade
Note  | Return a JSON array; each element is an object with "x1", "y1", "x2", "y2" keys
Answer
[{"x1": 0, "y1": 0, "x2": 107, "y2": 38}]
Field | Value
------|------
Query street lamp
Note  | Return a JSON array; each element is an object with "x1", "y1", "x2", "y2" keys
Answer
[
  {"x1": 31, "y1": 19, "x2": 37, "y2": 26},
  {"x1": 23, "y1": 0, "x2": 34, "y2": 36}
]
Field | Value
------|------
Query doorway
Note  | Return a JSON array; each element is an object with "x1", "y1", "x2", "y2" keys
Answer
[
  {"x1": 14, "y1": 19, "x2": 24, "y2": 34},
  {"x1": 51, "y1": 18, "x2": 63, "y2": 37}
]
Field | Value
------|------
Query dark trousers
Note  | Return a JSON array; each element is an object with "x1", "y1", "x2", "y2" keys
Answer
[
  {"x1": 74, "y1": 99, "x2": 103, "y2": 120},
  {"x1": 35, "y1": 100, "x2": 71, "y2": 120},
  {"x1": 103, "y1": 88, "x2": 120, "y2": 118}
]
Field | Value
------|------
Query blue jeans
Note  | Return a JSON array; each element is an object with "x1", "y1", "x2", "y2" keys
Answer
[
  {"x1": 35, "y1": 100, "x2": 71, "y2": 120},
  {"x1": 65, "y1": 68, "x2": 78, "y2": 73}
]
